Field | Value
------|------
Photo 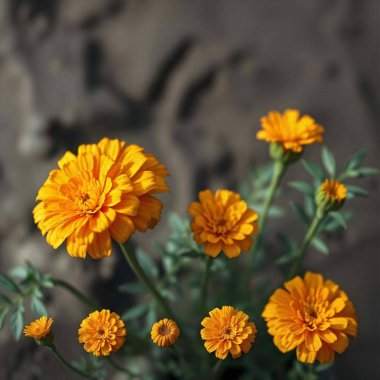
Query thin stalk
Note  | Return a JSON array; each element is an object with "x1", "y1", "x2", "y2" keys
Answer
[
  {"x1": 288, "y1": 212, "x2": 325, "y2": 279},
  {"x1": 52, "y1": 278, "x2": 98, "y2": 309},
  {"x1": 201, "y1": 256, "x2": 213, "y2": 310},
  {"x1": 211, "y1": 360, "x2": 223, "y2": 378},
  {"x1": 107, "y1": 356, "x2": 139, "y2": 377},
  {"x1": 119, "y1": 243, "x2": 174, "y2": 317},
  {"x1": 249, "y1": 159, "x2": 286, "y2": 268},
  {"x1": 48, "y1": 345, "x2": 94, "y2": 379}
]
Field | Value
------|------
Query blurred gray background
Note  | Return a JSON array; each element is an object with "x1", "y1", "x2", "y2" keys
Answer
[{"x1": 0, "y1": 0, "x2": 379, "y2": 379}]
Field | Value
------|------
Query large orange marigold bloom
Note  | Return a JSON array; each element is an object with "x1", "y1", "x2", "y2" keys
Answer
[
  {"x1": 78, "y1": 309, "x2": 126, "y2": 357},
  {"x1": 257, "y1": 109, "x2": 324, "y2": 153},
  {"x1": 151, "y1": 318, "x2": 180, "y2": 347},
  {"x1": 188, "y1": 190, "x2": 259, "y2": 258},
  {"x1": 262, "y1": 272, "x2": 358, "y2": 364},
  {"x1": 201, "y1": 306, "x2": 257, "y2": 360},
  {"x1": 33, "y1": 138, "x2": 169, "y2": 259},
  {"x1": 24, "y1": 316, "x2": 54, "y2": 340}
]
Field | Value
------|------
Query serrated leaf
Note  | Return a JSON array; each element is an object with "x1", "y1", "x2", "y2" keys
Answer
[
  {"x1": 9, "y1": 266, "x2": 28, "y2": 280},
  {"x1": 288, "y1": 181, "x2": 315, "y2": 195},
  {"x1": 329, "y1": 211, "x2": 347, "y2": 229},
  {"x1": 311, "y1": 237, "x2": 329, "y2": 255},
  {"x1": 290, "y1": 202, "x2": 309, "y2": 225},
  {"x1": 346, "y1": 184, "x2": 369, "y2": 198},
  {"x1": 122, "y1": 304, "x2": 149, "y2": 321},
  {"x1": 10, "y1": 306, "x2": 24, "y2": 340},
  {"x1": 0, "y1": 274, "x2": 20, "y2": 293},
  {"x1": 322, "y1": 146, "x2": 336, "y2": 177},
  {"x1": 136, "y1": 249, "x2": 158, "y2": 278},
  {"x1": 302, "y1": 160, "x2": 324, "y2": 182},
  {"x1": 30, "y1": 296, "x2": 47, "y2": 316}
]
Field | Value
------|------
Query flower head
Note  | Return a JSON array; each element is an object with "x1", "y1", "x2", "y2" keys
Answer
[
  {"x1": 262, "y1": 272, "x2": 358, "y2": 364},
  {"x1": 34, "y1": 138, "x2": 169, "y2": 259},
  {"x1": 151, "y1": 318, "x2": 180, "y2": 347},
  {"x1": 24, "y1": 316, "x2": 54, "y2": 340},
  {"x1": 257, "y1": 109, "x2": 324, "y2": 153},
  {"x1": 318, "y1": 179, "x2": 347, "y2": 202},
  {"x1": 78, "y1": 309, "x2": 126, "y2": 356},
  {"x1": 201, "y1": 306, "x2": 257, "y2": 359},
  {"x1": 188, "y1": 190, "x2": 259, "y2": 258}
]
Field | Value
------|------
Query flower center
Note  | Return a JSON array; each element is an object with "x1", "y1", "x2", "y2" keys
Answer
[
  {"x1": 221, "y1": 325, "x2": 236, "y2": 340},
  {"x1": 158, "y1": 325, "x2": 171, "y2": 336}
]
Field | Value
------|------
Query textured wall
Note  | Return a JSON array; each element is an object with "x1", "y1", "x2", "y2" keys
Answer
[{"x1": 0, "y1": 0, "x2": 379, "y2": 378}]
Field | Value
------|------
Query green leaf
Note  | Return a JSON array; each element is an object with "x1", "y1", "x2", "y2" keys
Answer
[
  {"x1": 342, "y1": 150, "x2": 367, "y2": 172},
  {"x1": 9, "y1": 266, "x2": 28, "y2": 280},
  {"x1": 357, "y1": 167, "x2": 379, "y2": 176},
  {"x1": 268, "y1": 205, "x2": 285, "y2": 218},
  {"x1": 10, "y1": 306, "x2": 24, "y2": 340},
  {"x1": 290, "y1": 202, "x2": 309, "y2": 225},
  {"x1": 0, "y1": 273, "x2": 20, "y2": 293},
  {"x1": 311, "y1": 237, "x2": 329, "y2": 255},
  {"x1": 41, "y1": 275, "x2": 54, "y2": 288},
  {"x1": 302, "y1": 160, "x2": 324, "y2": 182},
  {"x1": 136, "y1": 249, "x2": 159, "y2": 278},
  {"x1": 329, "y1": 211, "x2": 347, "y2": 229},
  {"x1": 0, "y1": 306, "x2": 9, "y2": 329},
  {"x1": 288, "y1": 181, "x2": 315, "y2": 195},
  {"x1": 30, "y1": 296, "x2": 48, "y2": 316},
  {"x1": 122, "y1": 303, "x2": 149, "y2": 321},
  {"x1": 322, "y1": 146, "x2": 336, "y2": 177},
  {"x1": 118, "y1": 282, "x2": 144, "y2": 295},
  {"x1": 346, "y1": 184, "x2": 369, "y2": 198},
  {"x1": 0, "y1": 293, "x2": 11, "y2": 304}
]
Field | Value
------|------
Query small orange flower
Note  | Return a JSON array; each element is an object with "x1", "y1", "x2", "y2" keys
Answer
[
  {"x1": 33, "y1": 138, "x2": 169, "y2": 259},
  {"x1": 262, "y1": 272, "x2": 358, "y2": 364},
  {"x1": 319, "y1": 179, "x2": 347, "y2": 202},
  {"x1": 78, "y1": 309, "x2": 126, "y2": 356},
  {"x1": 188, "y1": 190, "x2": 259, "y2": 258},
  {"x1": 24, "y1": 316, "x2": 54, "y2": 340},
  {"x1": 151, "y1": 318, "x2": 180, "y2": 347},
  {"x1": 257, "y1": 109, "x2": 324, "y2": 153},
  {"x1": 201, "y1": 306, "x2": 257, "y2": 360}
]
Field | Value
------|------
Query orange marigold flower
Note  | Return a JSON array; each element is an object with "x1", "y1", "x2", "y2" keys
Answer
[
  {"x1": 33, "y1": 138, "x2": 169, "y2": 259},
  {"x1": 319, "y1": 179, "x2": 347, "y2": 202},
  {"x1": 188, "y1": 190, "x2": 259, "y2": 259},
  {"x1": 257, "y1": 109, "x2": 324, "y2": 153},
  {"x1": 262, "y1": 272, "x2": 358, "y2": 364},
  {"x1": 201, "y1": 306, "x2": 257, "y2": 360},
  {"x1": 151, "y1": 318, "x2": 180, "y2": 347},
  {"x1": 24, "y1": 316, "x2": 54, "y2": 340},
  {"x1": 78, "y1": 309, "x2": 126, "y2": 357}
]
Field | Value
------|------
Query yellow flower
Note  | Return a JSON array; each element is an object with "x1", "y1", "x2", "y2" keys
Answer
[
  {"x1": 257, "y1": 109, "x2": 324, "y2": 153},
  {"x1": 24, "y1": 316, "x2": 54, "y2": 340},
  {"x1": 151, "y1": 318, "x2": 180, "y2": 347},
  {"x1": 201, "y1": 306, "x2": 257, "y2": 359},
  {"x1": 34, "y1": 138, "x2": 169, "y2": 259},
  {"x1": 262, "y1": 272, "x2": 358, "y2": 364},
  {"x1": 78, "y1": 309, "x2": 126, "y2": 357},
  {"x1": 188, "y1": 190, "x2": 259, "y2": 258},
  {"x1": 319, "y1": 179, "x2": 347, "y2": 202}
]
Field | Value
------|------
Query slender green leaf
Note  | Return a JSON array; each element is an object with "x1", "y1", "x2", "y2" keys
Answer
[
  {"x1": 0, "y1": 293, "x2": 11, "y2": 304},
  {"x1": 136, "y1": 249, "x2": 159, "y2": 278},
  {"x1": 342, "y1": 150, "x2": 367, "y2": 172},
  {"x1": 357, "y1": 167, "x2": 380, "y2": 176},
  {"x1": 322, "y1": 146, "x2": 336, "y2": 177},
  {"x1": 9, "y1": 266, "x2": 28, "y2": 280},
  {"x1": 329, "y1": 211, "x2": 347, "y2": 229},
  {"x1": 288, "y1": 181, "x2": 315, "y2": 195},
  {"x1": 290, "y1": 202, "x2": 309, "y2": 225},
  {"x1": 118, "y1": 282, "x2": 144, "y2": 295},
  {"x1": 10, "y1": 306, "x2": 24, "y2": 340},
  {"x1": 30, "y1": 296, "x2": 48, "y2": 316},
  {"x1": 0, "y1": 274, "x2": 20, "y2": 293},
  {"x1": 346, "y1": 184, "x2": 369, "y2": 198},
  {"x1": 122, "y1": 303, "x2": 149, "y2": 321},
  {"x1": 302, "y1": 160, "x2": 324, "y2": 182},
  {"x1": 0, "y1": 307, "x2": 9, "y2": 329},
  {"x1": 311, "y1": 237, "x2": 329, "y2": 255}
]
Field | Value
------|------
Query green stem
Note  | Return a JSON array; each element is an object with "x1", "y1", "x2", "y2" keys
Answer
[
  {"x1": 201, "y1": 256, "x2": 213, "y2": 310},
  {"x1": 250, "y1": 160, "x2": 286, "y2": 267},
  {"x1": 211, "y1": 360, "x2": 223, "y2": 377},
  {"x1": 288, "y1": 212, "x2": 325, "y2": 279},
  {"x1": 52, "y1": 278, "x2": 98, "y2": 309},
  {"x1": 48, "y1": 345, "x2": 94, "y2": 379},
  {"x1": 119, "y1": 243, "x2": 174, "y2": 317},
  {"x1": 107, "y1": 356, "x2": 139, "y2": 377}
]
